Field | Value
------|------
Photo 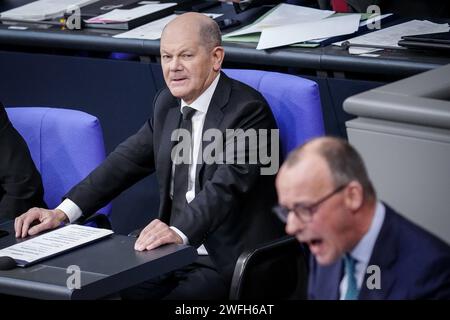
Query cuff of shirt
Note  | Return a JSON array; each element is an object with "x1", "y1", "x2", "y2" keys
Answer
[
  {"x1": 169, "y1": 226, "x2": 189, "y2": 245},
  {"x1": 56, "y1": 199, "x2": 83, "y2": 223}
]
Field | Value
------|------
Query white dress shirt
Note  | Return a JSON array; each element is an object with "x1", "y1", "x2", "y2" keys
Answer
[
  {"x1": 339, "y1": 201, "x2": 386, "y2": 299},
  {"x1": 57, "y1": 74, "x2": 221, "y2": 256}
]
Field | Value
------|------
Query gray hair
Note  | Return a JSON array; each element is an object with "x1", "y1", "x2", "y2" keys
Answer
[
  {"x1": 199, "y1": 18, "x2": 222, "y2": 49},
  {"x1": 285, "y1": 137, "x2": 376, "y2": 200}
]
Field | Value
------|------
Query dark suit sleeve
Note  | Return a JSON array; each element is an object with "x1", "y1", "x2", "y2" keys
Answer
[
  {"x1": 0, "y1": 105, "x2": 46, "y2": 220},
  {"x1": 170, "y1": 98, "x2": 278, "y2": 247},
  {"x1": 65, "y1": 117, "x2": 156, "y2": 216}
]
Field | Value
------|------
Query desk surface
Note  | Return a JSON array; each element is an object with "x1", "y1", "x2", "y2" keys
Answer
[{"x1": 0, "y1": 221, "x2": 197, "y2": 299}]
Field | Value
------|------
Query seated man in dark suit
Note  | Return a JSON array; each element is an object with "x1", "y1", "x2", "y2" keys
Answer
[
  {"x1": 275, "y1": 136, "x2": 450, "y2": 299},
  {"x1": 14, "y1": 13, "x2": 282, "y2": 299},
  {"x1": 0, "y1": 103, "x2": 46, "y2": 221}
]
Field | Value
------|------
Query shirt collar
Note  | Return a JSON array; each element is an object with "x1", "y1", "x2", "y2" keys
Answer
[
  {"x1": 350, "y1": 201, "x2": 385, "y2": 265},
  {"x1": 180, "y1": 73, "x2": 220, "y2": 115}
]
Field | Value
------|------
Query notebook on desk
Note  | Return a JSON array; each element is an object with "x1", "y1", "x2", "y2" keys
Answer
[
  {"x1": 398, "y1": 31, "x2": 450, "y2": 52},
  {"x1": 81, "y1": 0, "x2": 177, "y2": 30}
]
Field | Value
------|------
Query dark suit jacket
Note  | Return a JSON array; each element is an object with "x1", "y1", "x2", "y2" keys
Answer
[
  {"x1": 308, "y1": 204, "x2": 450, "y2": 299},
  {"x1": 0, "y1": 103, "x2": 46, "y2": 221},
  {"x1": 66, "y1": 73, "x2": 284, "y2": 283}
]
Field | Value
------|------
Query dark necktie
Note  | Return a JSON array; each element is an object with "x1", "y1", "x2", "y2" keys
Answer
[
  {"x1": 171, "y1": 106, "x2": 196, "y2": 222},
  {"x1": 331, "y1": 0, "x2": 349, "y2": 12}
]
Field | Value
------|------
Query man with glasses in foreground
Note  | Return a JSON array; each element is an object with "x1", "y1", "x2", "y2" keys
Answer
[{"x1": 275, "y1": 136, "x2": 450, "y2": 299}]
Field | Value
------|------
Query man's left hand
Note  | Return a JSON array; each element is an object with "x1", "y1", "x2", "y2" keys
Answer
[{"x1": 134, "y1": 219, "x2": 183, "y2": 251}]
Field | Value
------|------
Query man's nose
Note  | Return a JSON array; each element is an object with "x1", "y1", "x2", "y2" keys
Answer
[
  {"x1": 285, "y1": 211, "x2": 306, "y2": 235},
  {"x1": 169, "y1": 57, "x2": 182, "y2": 71}
]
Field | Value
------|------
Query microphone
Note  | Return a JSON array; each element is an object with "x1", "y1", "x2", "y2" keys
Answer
[{"x1": 0, "y1": 256, "x2": 17, "y2": 270}]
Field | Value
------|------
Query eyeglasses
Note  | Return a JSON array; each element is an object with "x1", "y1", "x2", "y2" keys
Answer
[{"x1": 273, "y1": 184, "x2": 347, "y2": 224}]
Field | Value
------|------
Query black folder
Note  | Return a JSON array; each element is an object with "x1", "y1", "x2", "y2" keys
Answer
[
  {"x1": 398, "y1": 31, "x2": 450, "y2": 52},
  {"x1": 80, "y1": 0, "x2": 208, "y2": 30},
  {"x1": 81, "y1": 0, "x2": 175, "y2": 30}
]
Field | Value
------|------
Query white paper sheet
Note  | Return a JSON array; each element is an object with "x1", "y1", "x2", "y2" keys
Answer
[
  {"x1": 86, "y1": 3, "x2": 176, "y2": 23},
  {"x1": 225, "y1": 4, "x2": 334, "y2": 38},
  {"x1": 113, "y1": 13, "x2": 223, "y2": 40},
  {"x1": 113, "y1": 14, "x2": 177, "y2": 39},
  {"x1": 0, "y1": 0, "x2": 98, "y2": 21},
  {"x1": 0, "y1": 225, "x2": 113, "y2": 266},
  {"x1": 257, "y1": 14, "x2": 361, "y2": 50},
  {"x1": 334, "y1": 19, "x2": 450, "y2": 55}
]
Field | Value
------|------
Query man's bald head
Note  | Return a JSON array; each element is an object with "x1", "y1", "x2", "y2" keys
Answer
[
  {"x1": 284, "y1": 137, "x2": 376, "y2": 201},
  {"x1": 162, "y1": 12, "x2": 222, "y2": 50}
]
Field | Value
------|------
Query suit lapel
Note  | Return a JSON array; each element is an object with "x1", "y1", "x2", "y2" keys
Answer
[
  {"x1": 359, "y1": 206, "x2": 398, "y2": 299},
  {"x1": 312, "y1": 258, "x2": 342, "y2": 300},
  {"x1": 195, "y1": 73, "x2": 231, "y2": 192},
  {"x1": 157, "y1": 100, "x2": 182, "y2": 222}
]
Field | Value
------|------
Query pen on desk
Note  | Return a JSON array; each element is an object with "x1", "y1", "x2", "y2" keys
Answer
[
  {"x1": 173, "y1": 10, "x2": 188, "y2": 15},
  {"x1": 0, "y1": 17, "x2": 67, "y2": 27},
  {"x1": 341, "y1": 40, "x2": 405, "y2": 51}
]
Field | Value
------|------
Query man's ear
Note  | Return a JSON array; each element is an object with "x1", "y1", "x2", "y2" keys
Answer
[
  {"x1": 344, "y1": 181, "x2": 364, "y2": 212},
  {"x1": 212, "y1": 46, "x2": 225, "y2": 72}
]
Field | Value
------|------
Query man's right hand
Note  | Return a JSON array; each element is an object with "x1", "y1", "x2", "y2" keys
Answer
[{"x1": 14, "y1": 208, "x2": 69, "y2": 238}]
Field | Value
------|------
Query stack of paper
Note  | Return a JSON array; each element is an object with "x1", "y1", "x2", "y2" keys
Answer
[
  {"x1": 223, "y1": 4, "x2": 363, "y2": 50},
  {"x1": 85, "y1": 3, "x2": 176, "y2": 24},
  {"x1": 334, "y1": 20, "x2": 450, "y2": 55},
  {"x1": 0, "y1": 0, "x2": 98, "y2": 21}
]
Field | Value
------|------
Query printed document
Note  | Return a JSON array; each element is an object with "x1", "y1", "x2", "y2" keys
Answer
[{"x1": 0, "y1": 225, "x2": 113, "y2": 267}]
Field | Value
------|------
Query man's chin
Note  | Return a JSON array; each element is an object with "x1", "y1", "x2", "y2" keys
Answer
[
  {"x1": 168, "y1": 88, "x2": 188, "y2": 99},
  {"x1": 311, "y1": 247, "x2": 340, "y2": 266}
]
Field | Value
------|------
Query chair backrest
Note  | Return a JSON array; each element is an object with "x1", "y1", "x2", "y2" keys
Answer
[
  {"x1": 223, "y1": 69, "x2": 325, "y2": 159},
  {"x1": 5, "y1": 107, "x2": 111, "y2": 216},
  {"x1": 229, "y1": 236, "x2": 309, "y2": 300},
  {"x1": 224, "y1": 69, "x2": 322, "y2": 299}
]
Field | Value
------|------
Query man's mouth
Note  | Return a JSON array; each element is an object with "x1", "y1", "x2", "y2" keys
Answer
[
  {"x1": 306, "y1": 238, "x2": 324, "y2": 254},
  {"x1": 171, "y1": 77, "x2": 187, "y2": 84}
]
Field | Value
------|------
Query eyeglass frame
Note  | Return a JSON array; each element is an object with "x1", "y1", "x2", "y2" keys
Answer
[{"x1": 273, "y1": 184, "x2": 348, "y2": 224}]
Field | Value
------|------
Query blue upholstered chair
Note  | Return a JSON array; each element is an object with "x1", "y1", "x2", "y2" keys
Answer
[
  {"x1": 223, "y1": 69, "x2": 324, "y2": 159},
  {"x1": 223, "y1": 69, "x2": 324, "y2": 300},
  {"x1": 6, "y1": 107, "x2": 111, "y2": 226}
]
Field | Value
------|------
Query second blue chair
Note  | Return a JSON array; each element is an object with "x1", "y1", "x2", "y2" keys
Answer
[{"x1": 223, "y1": 69, "x2": 325, "y2": 300}]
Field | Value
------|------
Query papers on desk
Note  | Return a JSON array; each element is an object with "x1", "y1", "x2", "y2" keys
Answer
[
  {"x1": 334, "y1": 20, "x2": 450, "y2": 55},
  {"x1": 223, "y1": 4, "x2": 367, "y2": 50},
  {"x1": 113, "y1": 13, "x2": 223, "y2": 40},
  {"x1": 0, "y1": 225, "x2": 113, "y2": 267},
  {"x1": 225, "y1": 4, "x2": 334, "y2": 38},
  {"x1": 0, "y1": 0, "x2": 98, "y2": 21},
  {"x1": 257, "y1": 14, "x2": 361, "y2": 50},
  {"x1": 85, "y1": 3, "x2": 176, "y2": 24},
  {"x1": 113, "y1": 14, "x2": 176, "y2": 39}
]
